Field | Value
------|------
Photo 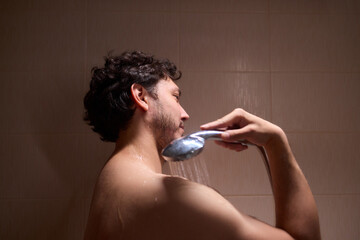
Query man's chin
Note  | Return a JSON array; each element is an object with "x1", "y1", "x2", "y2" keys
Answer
[
  {"x1": 171, "y1": 134, "x2": 182, "y2": 142},
  {"x1": 178, "y1": 129, "x2": 185, "y2": 138},
  {"x1": 164, "y1": 133, "x2": 182, "y2": 148}
]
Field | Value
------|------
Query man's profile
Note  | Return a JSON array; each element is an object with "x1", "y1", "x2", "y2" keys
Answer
[{"x1": 83, "y1": 51, "x2": 321, "y2": 240}]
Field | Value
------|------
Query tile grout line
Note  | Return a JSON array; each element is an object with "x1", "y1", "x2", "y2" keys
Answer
[
  {"x1": 83, "y1": 0, "x2": 89, "y2": 225},
  {"x1": 1, "y1": 70, "x2": 359, "y2": 74},
  {"x1": 85, "y1": 9, "x2": 360, "y2": 15},
  {"x1": 222, "y1": 193, "x2": 360, "y2": 198},
  {"x1": 83, "y1": 0, "x2": 88, "y2": 93},
  {"x1": 177, "y1": 1, "x2": 181, "y2": 70},
  {"x1": 0, "y1": 193, "x2": 359, "y2": 201},
  {"x1": 181, "y1": 70, "x2": 360, "y2": 74},
  {"x1": 1, "y1": 130, "x2": 358, "y2": 136},
  {"x1": 268, "y1": 0, "x2": 273, "y2": 122}
]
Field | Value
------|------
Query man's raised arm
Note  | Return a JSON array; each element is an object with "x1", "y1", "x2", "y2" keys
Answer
[{"x1": 200, "y1": 108, "x2": 321, "y2": 240}]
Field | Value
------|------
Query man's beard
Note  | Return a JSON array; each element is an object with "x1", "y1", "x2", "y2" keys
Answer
[{"x1": 151, "y1": 106, "x2": 181, "y2": 151}]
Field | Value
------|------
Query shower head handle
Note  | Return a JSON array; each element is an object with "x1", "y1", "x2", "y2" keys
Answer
[{"x1": 190, "y1": 130, "x2": 254, "y2": 145}]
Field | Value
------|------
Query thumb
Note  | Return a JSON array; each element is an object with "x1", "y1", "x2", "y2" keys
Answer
[{"x1": 201, "y1": 110, "x2": 243, "y2": 130}]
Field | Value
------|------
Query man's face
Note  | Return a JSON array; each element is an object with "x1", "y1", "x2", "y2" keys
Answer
[{"x1": 149, "y1": 78, "x2": 189, "y2": 149}]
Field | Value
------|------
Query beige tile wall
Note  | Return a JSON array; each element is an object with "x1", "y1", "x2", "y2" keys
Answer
[{"x1": 0, "y1": 0, "x2": 359, "y2": 239}]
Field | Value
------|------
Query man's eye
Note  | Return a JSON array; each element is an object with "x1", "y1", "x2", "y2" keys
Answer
[{"x1": 174, "y1": 95, "x2": 179, "y2": 101}]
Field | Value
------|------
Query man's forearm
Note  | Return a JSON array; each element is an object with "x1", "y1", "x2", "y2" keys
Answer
[
  {"x1": 265, "y1": 130, "x2": 321, "y2": 240},
  {"x1": 200, "y1": 108, "x2": 321, "y2": 238}
]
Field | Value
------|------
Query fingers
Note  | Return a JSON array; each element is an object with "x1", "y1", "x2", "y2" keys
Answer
[
  {"x1": 200, "y1": 108, "x2": 246, "y2": 130},
  {"x1": 214, "y1": 140, "x2": 248, "y2": 152},
  {"x1": 220, "y1": 125, "x2": 252, "y2": 142},
  {"x1": 200, "y1": 108, "x2": 275, "y2": 148}
]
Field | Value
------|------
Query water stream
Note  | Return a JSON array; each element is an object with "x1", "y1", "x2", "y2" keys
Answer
[{"x1": 168, "y1": 155, "x2": 211, "y2": 186}]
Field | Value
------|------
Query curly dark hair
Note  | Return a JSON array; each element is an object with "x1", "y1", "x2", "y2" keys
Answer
[{"x1": 83, "y1": 51, "x2": 182, "y2": 142}]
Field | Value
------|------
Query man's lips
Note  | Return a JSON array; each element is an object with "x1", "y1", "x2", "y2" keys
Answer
[{"x1": 179, "y1": 126, "x2": 185, "y2": 137}]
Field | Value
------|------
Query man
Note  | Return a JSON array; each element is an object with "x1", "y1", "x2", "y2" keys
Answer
[{"x1": 83, "y1": 51, "x2": 321, "y2": 240}]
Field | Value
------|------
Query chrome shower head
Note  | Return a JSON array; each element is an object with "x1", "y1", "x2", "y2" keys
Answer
[
  {"x1": 162, "y1": 130, "x2": 273, "y2": 192},
  {"x1": 161, "y1": 130, "x2": 250, "y2": 162}
]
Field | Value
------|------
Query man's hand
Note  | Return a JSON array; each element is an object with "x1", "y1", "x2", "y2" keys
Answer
[{"x1": 200, "y1": 108, "x2": 285, "y2": 150}]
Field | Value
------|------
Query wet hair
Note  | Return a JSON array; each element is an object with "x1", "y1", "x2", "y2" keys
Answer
[{"x1": 83, "y1": 51, "x2": 181, "y2": 142}]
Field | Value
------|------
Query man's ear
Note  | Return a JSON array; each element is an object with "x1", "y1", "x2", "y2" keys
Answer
[{"x1": 130, "y1": 83, "x2": 149, "y2": 111}]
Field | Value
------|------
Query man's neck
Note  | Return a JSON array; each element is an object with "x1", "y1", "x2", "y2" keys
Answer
[{"x1": 112, "y1": 118, "x2": 164, "y2": 174}]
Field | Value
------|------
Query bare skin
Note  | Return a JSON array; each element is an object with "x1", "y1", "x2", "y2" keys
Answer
[{"x1": 84, "y1": 80, "x2": 321, "y2": 240}]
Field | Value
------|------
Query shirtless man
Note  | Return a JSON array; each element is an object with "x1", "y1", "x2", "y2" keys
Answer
[{"x1": 83, "y1": 51, "x2": 321, "y2": 240}]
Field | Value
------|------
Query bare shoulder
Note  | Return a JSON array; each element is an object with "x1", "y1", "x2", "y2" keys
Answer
[
  {"x1": 89, "y1": 160, "x2": 294, "y2": 240},
  {"x1": 155, "y1": 176, "x2": 246, "y2": 239},
  {"x1": 151, "y1": 175, "x2": 294, "y2": 240},
  {"x1": 160, "y1": 175, "x2": 241, "y2": 219},
  {"x1": 94, "y1": 160, "x2": 244, "y2": 240}
]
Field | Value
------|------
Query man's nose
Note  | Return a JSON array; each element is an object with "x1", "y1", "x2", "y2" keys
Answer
[{"x1": 181, "y1": 106, "x2": 190, "y2": 121}]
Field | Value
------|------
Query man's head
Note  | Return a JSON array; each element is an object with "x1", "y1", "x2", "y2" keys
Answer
[{"x1": 84, "y1": 51, "x2": 188, "y2": 142}]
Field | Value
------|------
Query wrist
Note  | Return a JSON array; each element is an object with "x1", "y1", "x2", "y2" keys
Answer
[
  {"x1": 264, "y1": 127, "x2": 297, "y2": 168},
  {"x1": 264, "y1": 126, "x2": 289, "y2": 152}
]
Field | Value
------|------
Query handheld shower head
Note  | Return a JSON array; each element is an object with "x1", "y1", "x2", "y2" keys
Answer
[
  {"x1": 161, "y1": 130, "x2": 273, "y2": 191},
  {"x1": 161, "y1": 130, "x2": 251, "y2": 162}
]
